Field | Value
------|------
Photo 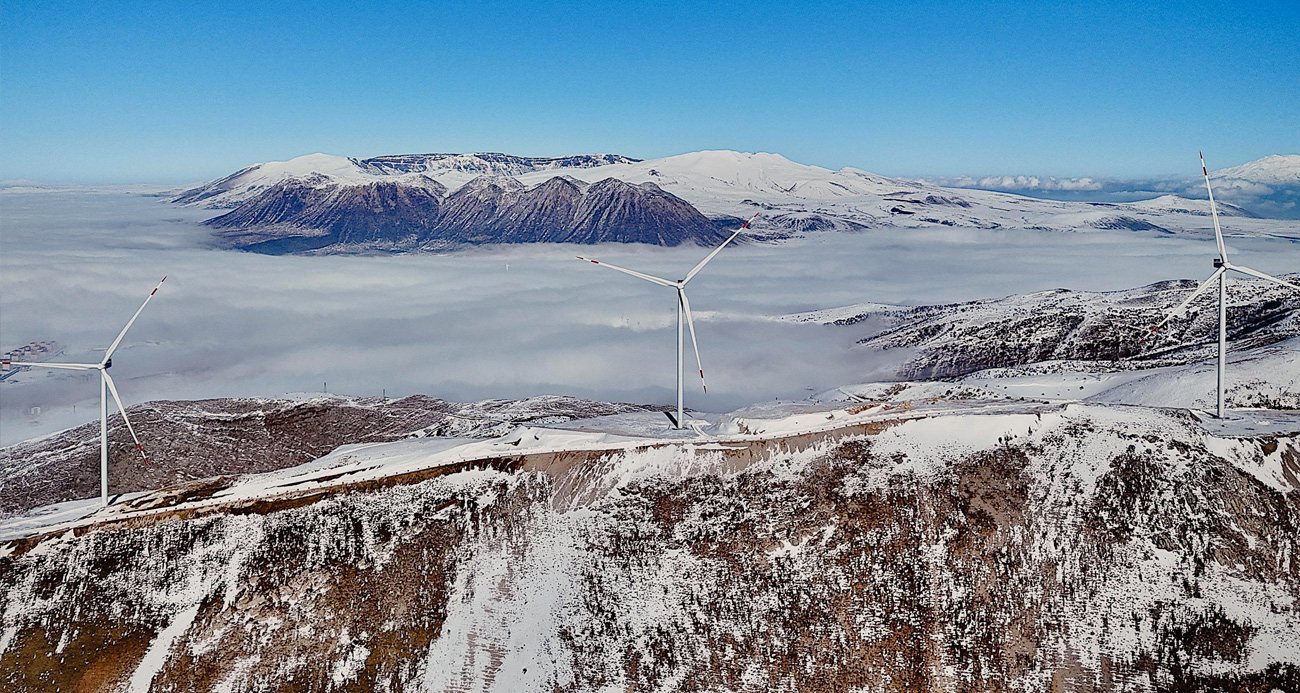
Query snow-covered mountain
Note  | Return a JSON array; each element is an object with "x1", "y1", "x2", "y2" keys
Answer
[
  {"x1": 177, "y1": 150, "x2": 1300, "y2": 254},
  {"x1": 1, "y1": 396, "x2": 1297, "y2": 690},
  {"x1": 3, "y1": 268, "x2": 1298, "y2": 688},
  {"x1": 204, "y1": 173, "x2": 736, "y2": 253},
  {"x1": 1214, "y1": 154, "x2": 1300, "y2": 186},
  {"x1": 788, "y1": 275, "x2": 1300, "y2": 381},
  {"x1": 1126, "y1": 193, "x2": 1255, "y2": 217},
  {"x1": 175, "y1": 152, "x2": 639, "y2": 209}
]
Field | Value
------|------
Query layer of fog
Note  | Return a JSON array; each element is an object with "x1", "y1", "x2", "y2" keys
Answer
[{"x1": 3, "y1": 189, "x2": 1298, "y2": 445}]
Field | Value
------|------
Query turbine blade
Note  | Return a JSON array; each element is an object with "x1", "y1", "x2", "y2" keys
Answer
[
  {"x1": 1229, "y1": 265, "x2": 1300, "y2": 291},
  {"x1": 682, "y1": 212, "x2": 759, "y2": 285},
  {"x1": 1139, "y1": 268, "x2": 1225, "y2": 342},
  {"x1": 679, "y1": 290, "x2": 707, "y2": 393},
  {"x1": 1200, "y1": 152, "x2": 1228, "y2": 262},
  {"x1": 1, "y1": 361, "x2": 100, "y2": 370},
  {"x1": 575, "y1": 257, "x2": 676, "y2": 288},
  {"x1": 103, "y1": 276, "x2": 167, "y2": 362},
  {"x1": 103, "y1": 371, "x2": 150, "y2": 464}
]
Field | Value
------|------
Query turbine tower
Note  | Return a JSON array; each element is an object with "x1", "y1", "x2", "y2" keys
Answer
[
  {"x1": 1141, "y1": 154, "x2": 1298, "y2": 417},
  {"x1": 2, "y1": 277, "x2": 166, "y2": 506},
  {"x1": 577, "y1": 213, "x2": 758, "y2": 428}
]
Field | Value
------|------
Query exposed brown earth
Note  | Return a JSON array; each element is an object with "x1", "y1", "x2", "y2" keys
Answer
[
  {"x1": 1, "y1": 404, "x2": 1297, "y2": 691},
  {"x1": 0, "y1": 394, "x2": 653, "y2": 518}
]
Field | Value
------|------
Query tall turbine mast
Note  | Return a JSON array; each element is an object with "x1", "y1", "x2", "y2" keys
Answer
[
  {"x1": 578, "y1": 213, "x2": 758, "y2": 428},
  {"x1": 1141, "y1": 155, "x2": 1298, "y2": 418},
  {"x1": 2, "y1": 276, "x2": 166, "y2": 505}
]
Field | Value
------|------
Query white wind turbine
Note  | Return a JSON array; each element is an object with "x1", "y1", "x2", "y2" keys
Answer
[
  {"x1": 2, "y1": 277, "x2": 167, "y2": 506},
  {"x1": 1140, "y1": 153, "x2": 1299, "y2": 418},
  {"x1": 577, "y1": 213, "x2": 758, "y2": 428}
]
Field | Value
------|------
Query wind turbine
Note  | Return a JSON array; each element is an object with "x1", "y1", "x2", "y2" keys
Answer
[
  {"x1": 577, "y1": 213, "x2": 758, "y2": 428},
  {"x1": 2, "y1": 277, "x2": 167, "y2": 506},
  {"x1": 1140, "y1": 153, "x2": 1299, "y2": 418}
]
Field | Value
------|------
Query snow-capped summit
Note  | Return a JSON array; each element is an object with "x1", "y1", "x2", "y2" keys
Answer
[
  {"x1": 173, "y1": 153, "x2": 376, "y2": 208},
  {"x1": 1126, "y1": 194, "x2": 1254, "y2": 217},
  {"x1": 1212, "y1": 153, "x2": 1300, "y2": 186},
  {"x1": 175, "y1": 152, "x2": 644, "y2": 209},
  {"x1": 504, "y1": 149, "x2": 915, "y2": 209},
  {"x1": 634, "y1": 149, "x2": 904, "y2": 198}
]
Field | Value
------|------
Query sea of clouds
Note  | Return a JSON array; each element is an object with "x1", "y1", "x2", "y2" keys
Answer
[{"x1": 2, "y1": 187, "x2": 1297, "y2": 444}]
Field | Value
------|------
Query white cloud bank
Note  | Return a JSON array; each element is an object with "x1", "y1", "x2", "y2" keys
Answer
[{"x1": 2, "y1": 188, "x2": 1298, "y2": 444}]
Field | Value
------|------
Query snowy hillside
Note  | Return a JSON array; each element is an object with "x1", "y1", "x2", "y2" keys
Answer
[
  {"x1": 787, "y1": 276, "x2": 1300, "y2": 381},
  {"x1": 1214, "y1": 154, "x2": 1300, "y2": 186},
  {"x1": 1127, "y1": 194, "x2": 1255, "y2": 217},
  {"x1": 1, "y1": 399, "x2": 1297, "y2": 691}
]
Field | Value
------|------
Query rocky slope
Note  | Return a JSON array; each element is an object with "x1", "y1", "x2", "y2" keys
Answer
[
  {"x1": 174, "y1": 153, "x2": 639, "y2": 209},
  {"x1": 205, "y1": 174, "x2": 733, "y2": 253},
  {"x1": 788, "y1": 275, "x2": 1300, "y2": 381},
  {"x1": 1, "y1": 402, "x2": 1298, "y2": 691},
  {"x1": 0, "y1": 395, "x2": 654, "y2": 519}
]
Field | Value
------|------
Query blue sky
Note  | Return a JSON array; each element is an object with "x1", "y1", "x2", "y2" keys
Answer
[{"x1": 3, "y1": 0, "x2": 1297, "y2": 183}]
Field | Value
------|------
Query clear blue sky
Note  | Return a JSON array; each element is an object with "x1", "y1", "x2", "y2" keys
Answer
[{"x1": 3, "y1": 0, "x2": 1297, "y2": 183}]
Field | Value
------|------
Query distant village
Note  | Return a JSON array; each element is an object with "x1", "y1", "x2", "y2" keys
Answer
[{"x1": 0, "y1": 341, "x2": 60, "y2": 381}]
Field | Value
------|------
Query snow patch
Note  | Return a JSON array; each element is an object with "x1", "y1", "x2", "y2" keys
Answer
[{"x1": 128, "y1": 601, "x2": 201, "y2": 693}]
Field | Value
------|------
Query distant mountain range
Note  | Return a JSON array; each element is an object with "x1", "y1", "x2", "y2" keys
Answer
[
  {"x1": 176, "y1": 151, "x2": 1298, "y2": 254},
  {"x1": 924, "y1": 153, "x2": 1300, "y2": 219}
]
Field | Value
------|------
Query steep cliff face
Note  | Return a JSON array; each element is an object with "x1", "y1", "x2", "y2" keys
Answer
[
  {"x1": 205, "y1": 176, "x2": 448, "y2": 253},
  {"x1": 568, "y1": 179, "x2": 722, "y2": 245},
  {"x1": 2, "y1": 404, "x2": 1297, "y2": 691},
  {"x1": 206, "y1": 174, "x2": 729, "y2": 253}
]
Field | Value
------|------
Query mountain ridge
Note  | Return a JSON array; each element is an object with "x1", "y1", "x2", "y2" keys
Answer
[
  {"x1": 205, "y1": 173, "x2": 735, "y2": 253},
  {"x1": 179, "y1": 150, "x2": 1300, "y2": 254},
  {"x1": 2, "y1": 400, "x2": 1297, "y2": 691}
]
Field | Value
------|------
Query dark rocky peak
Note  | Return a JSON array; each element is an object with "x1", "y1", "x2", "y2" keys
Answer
[
  {"x1": 530, "y1": 175, "x2": 589, "y2": 194},
  {"x1": 205, "y1": 176, "x2": 334, "y2": 229},
  {"x1": 569, "y1": 178, "x2": 727, "y2": 245},
  {"x1": 451, "y1": 175, "x2": 527, "y2": 197}
]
